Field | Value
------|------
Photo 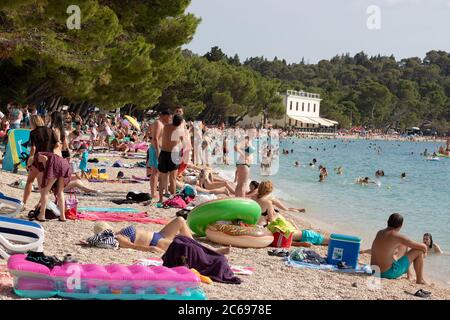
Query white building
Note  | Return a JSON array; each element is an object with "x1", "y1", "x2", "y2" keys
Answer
[{"x1": 239, "y1": 90, "x2": 338, "y2": 129}]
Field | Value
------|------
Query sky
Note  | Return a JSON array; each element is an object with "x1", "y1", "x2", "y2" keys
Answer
[{"x1": 185, "y1": 0, "x2": 450, "y2": 63}]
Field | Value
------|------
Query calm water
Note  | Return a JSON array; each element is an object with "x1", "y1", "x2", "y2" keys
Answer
[{"x1": 219, "y1": 137, "x2": 450, "y2": 287}]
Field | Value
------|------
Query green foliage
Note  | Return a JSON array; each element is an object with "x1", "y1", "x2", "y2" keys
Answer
[
  {"x1": 243, "y1": 50, "x2": 450, "y2": 131},
  {"x1": 0, "y1": 0, "x2": 200, "y2": 109}
]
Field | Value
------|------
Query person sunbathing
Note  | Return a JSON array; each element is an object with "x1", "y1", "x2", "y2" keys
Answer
[
  {"x1": 80, "y1": 217, "x2": 231, "y2": 255},
  {"x1": 370, "y1": 213, "x2": 428, "y2": 284},
  {"x1": 198, "y1": 169, "x2": 235, "y2": 194}
]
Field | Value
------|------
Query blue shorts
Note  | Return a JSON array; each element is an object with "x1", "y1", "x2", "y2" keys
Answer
[
  {"x1": 381, "y1": 256, "x2": 410, "y2": 279},
  {"x1": 301, "y1": 230, "x2": 325, "y2": 245},
  {"x1": 147, "y1": 145, "x2": 158, "y2": 169}
]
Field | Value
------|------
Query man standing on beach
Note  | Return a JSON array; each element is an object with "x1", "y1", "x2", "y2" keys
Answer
[
  {"x1": 157, "y1": 114, "x2": 184, "y2": 203},
  {"x1": 147, "y1": 110, "x2": 172, "y2": 200},
  {"x1": 370, "y1": 213, "x2": 428, "y2": 284}
]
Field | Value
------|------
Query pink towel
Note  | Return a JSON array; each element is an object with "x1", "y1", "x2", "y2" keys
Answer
[{"x1": 75, "y1": 211, "x2": 168, "y2": 225}]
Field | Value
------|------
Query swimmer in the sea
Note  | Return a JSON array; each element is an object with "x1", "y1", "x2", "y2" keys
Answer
[
  {"x1": 423, "y1": 233, "x2": 443, "y2": 254},
  {"x1": 401, "y1": 172, "x2": 406, "y2": 179},
  {"x1": 375, "y1": 170, "x2": 385, "y2": 177},
  {"x1": 294, "y1": 161, "x2": 300, "y2": 167},
  {"x1": 356, "y1": 177, "x2": 376, "y2": 185}
]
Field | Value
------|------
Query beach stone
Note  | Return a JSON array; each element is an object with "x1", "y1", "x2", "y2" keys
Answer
[{"x1": 352, "y1": 282, "x2": 358, "y2": 288}]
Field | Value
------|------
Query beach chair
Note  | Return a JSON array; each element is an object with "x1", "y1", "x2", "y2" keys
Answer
[
  {"x1": 0, "y1": 192, "x2": 24, "y2": 217},
  {"x1": 0, "y1": 216, "x2": 45, "y2": 260}
]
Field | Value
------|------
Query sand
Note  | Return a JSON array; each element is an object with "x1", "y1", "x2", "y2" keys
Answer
[{"x1": 1, "y1": 161, "x2": 450, "y2": 300}]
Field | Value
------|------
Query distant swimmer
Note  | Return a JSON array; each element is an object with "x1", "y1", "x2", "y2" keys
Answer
[
  {"x1": 334, "y1": 166, "x2": 343, "y2": 175},
  {"x1": 319, "y1": 173, "x2": 325, "y2": 182},
  {"x1": 401, "y1": 172, "x2": 406, "y2": 179},
  {"x1": 319, "y1": 165, "x2": 328, "y2": 177},
  {"x1": 294, "y1": 161, "x2": 300, "y2": 167},
  {"x1": 356, "y1": 177, "x2": 376, "y2": 185},
  {"x1": 423, "y1": 233, "x2": 443, "y2": 254},
  {"x1": 375, "y1": 170, "x2": 385, "y2": 177}
]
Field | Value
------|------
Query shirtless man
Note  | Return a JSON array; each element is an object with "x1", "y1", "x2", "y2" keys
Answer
[
  {"x1": 147, "y1": 110, "x2": 171, "y2": 199},
  {"x1": 157, "y1": 114, "x2": 184, "y2": 202},
  {"x1": 370, "y1": 213, "x2": 428, "y2": 284}
]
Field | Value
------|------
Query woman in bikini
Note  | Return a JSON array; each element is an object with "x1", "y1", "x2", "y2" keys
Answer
[
  {"x1": 82, "y1": 217, "x2": 231, "y2": 254},
  {"x1": 234, "y1": 135, "x2": 255, "y2": 197}
]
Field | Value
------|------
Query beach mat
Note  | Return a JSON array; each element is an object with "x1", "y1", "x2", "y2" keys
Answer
[
  {"x1": 135, "y1": 258, "x2": 254, "y2": 275},
  {"x1": 75, "y1": 211, "x2": 168, "y2": 225},
  {"x1": 88, "y1": 179, "x2": 142, "y2": 184},
  {"x1": 77, "y1": 207, "x2": 139, "y2": 213},
  {"x1": 132, "y1": 175, "x2": 150, "y2": 181},
  {"x1": 285, "y1": 257, "x2": 372, "y2": 274}
]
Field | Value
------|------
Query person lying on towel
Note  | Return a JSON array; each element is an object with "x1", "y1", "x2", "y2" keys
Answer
[{"x1": 79, "y1": 217, "x2": 231, "y2": 255}]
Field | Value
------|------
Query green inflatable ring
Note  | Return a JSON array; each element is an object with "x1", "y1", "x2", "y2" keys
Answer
[{"x1": 187, "y1": 198, "x2": 262, "y2": 236}]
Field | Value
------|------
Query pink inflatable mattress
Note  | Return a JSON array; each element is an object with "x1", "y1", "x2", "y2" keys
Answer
[{"x1": 7, "y1": 254, "x2": 205, "y2": 300}]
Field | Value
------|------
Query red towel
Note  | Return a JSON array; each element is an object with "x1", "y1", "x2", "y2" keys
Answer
[{"x1": 75, "y1": 211, "x2": 168, "y2": 225}]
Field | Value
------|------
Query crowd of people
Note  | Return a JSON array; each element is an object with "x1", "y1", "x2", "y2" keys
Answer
[{"x1": 0, "y1": 102, "x2": 445, "y2": 289}]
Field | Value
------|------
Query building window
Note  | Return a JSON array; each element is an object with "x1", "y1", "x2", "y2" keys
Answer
[
  {"x1": 288, "y1": 118, "x2": 291, "y2": 126},
  {"x1": 295, "y1": 120, "x2": 298, "y2": 126},
  {"x1": 308, "y1": 103, "x2": 310, "y2": 112},
  {"x1": 302, "y1": 102, "x2": 304, "y2": 112},
  {"x1": 290, "y1": 101, "x2": 292, "y2": 110},
  {"x1": 314, "y1": 104, "x2": 316, "y2": 113},
  {"x1": 296, "y1": 102, "x2": 298, "y2": 111}
]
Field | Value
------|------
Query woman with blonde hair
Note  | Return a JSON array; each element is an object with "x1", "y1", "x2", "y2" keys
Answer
[
  {"x1": 22, "y1": 115, "x2": 58, "y2": 207},
  {"x1": 251, "y1": 180, "x2": 306, "y2": 226}
]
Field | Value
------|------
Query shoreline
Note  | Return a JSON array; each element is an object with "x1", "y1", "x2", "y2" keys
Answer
[{"x1": 1, "y1": 159, "x2": 450, "y2": 299}]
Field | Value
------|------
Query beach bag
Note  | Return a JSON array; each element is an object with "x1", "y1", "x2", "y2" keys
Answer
[
  {"x1": 65, "y1": 192, "x2": 78, "y2": 220},
  {"x1": 28, "y1": 201, "x2": 60, "y2": 220},
  {"x1": 271, "y1": 232, "x2": 293, "y2": 248},
  {"x1": 163, "y1": 195, "x2": 187, "y2": 209},
  {"x1": 86, "y1": 230, "x2": 119, "y2": 250}
]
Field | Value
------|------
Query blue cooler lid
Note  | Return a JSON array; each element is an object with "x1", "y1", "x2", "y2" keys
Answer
[{"x1": 330, "y1": 234, "x2": 361, "y2": 243}]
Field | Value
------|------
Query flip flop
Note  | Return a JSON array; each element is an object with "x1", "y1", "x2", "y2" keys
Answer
[{"x1": 414, "y1": 289, "x2": 431, "y2": 298}]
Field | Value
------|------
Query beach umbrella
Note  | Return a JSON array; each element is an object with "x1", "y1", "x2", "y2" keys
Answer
[{"x1": 124, "y1": 115, "x2": 140, "y2": 131}]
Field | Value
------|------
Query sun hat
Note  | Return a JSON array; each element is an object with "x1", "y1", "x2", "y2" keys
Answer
[{"x1": 94, "y1": 221, "x2": 113, "y2": 234}]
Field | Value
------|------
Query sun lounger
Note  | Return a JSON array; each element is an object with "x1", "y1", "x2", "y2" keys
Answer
[
  {"x1": 0, "y1": 216, "x2": 45, "y2": 260},
  {"x1": 0, "y1": 193, "x2": 24, "y2": 217}
]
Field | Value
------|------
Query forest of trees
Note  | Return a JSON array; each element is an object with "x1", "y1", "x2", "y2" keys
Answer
[{"x1": 0, "y1": 1, "x2": 449, "y2": 132}]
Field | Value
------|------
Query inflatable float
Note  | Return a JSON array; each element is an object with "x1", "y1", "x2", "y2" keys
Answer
[
  {"x1": 7, "y1": 254, "x2": 205, "y2": 300},
  {"x1": 187, "y1": 198, "x2": 261, "y2": 236},
  {"x1": 206, "y1": 224, "x2": 274, "y2": 248},
  {"x1": 2, "y1": 129, "x2": 30, "y2": 172},
  {"x1": 437, "y1": 153, "x2": 450, "y2": 158}
]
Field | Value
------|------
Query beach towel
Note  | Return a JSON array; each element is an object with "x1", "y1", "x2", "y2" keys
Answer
[
  {"x1": 77, "y1": 207, "x2": 139, "y2": 213},
  {"x1": 75, "y1": 211, "x2": 168, "y2": 225},
  {"x1": 88, "y1": 179, "x2": 142, "y2": 184},
  {"x1": 285, "y1": 256, "x2": 372, "y2": 274},
  {"x1": 134, "y1": 258, "x2": 254, "y2": 275},
  {"x1": 267, "y1": 216, "x2": 297, "y2": 237},
  {"x1": 162, "y1": 235, "x2": 241, "y2": 284}
]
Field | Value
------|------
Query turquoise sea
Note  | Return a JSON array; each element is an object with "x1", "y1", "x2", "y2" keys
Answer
[{"x1": 219, "y1": 137, "x2": 450, "y2": 287}]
